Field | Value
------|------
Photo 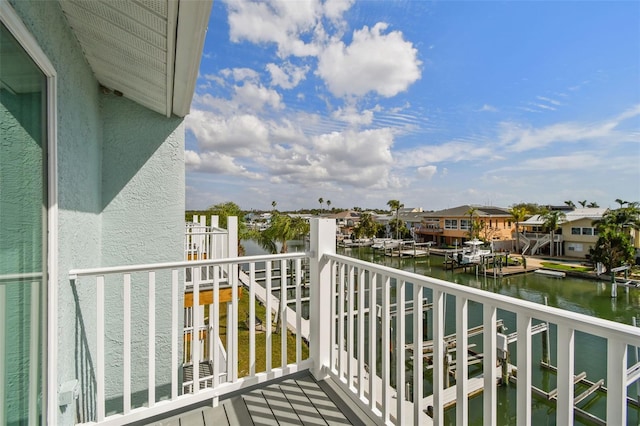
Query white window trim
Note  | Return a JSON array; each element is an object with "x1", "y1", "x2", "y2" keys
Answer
[{"x1": 0, "y1": 1, "x2": 58, "y2": 424}]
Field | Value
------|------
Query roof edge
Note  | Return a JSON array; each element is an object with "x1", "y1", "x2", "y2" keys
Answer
[{"x1": 171, "y1": 0, "x2": 212, "y2": 118}]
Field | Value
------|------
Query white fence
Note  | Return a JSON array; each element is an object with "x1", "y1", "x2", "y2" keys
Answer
[{"x1": 67, "y1": 219, "x2": 640, "y2": 425}]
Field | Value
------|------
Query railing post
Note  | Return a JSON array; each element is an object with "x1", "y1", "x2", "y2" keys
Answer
[{"x1": 309, "y1": 218, "x2": 336, "y2": 380}]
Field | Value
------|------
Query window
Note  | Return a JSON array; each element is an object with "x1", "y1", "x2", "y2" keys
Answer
[
  {"x1": 460, "y1": 219, "x2": 471, "y2": 230},
  {"x1": 582, "y1": 228, "x2": 593, "y2": 236},
  {"x1": 571, "y1": 227, "x2": 581, "y2": 235},
  {"x1": 445, "y1": 219, "x2": 458, "y2": 229},
  {"x1": 1, "y1": 19, "x2": 50, "y2": 425}
]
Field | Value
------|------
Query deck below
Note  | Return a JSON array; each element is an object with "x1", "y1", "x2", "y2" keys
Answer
[{"x1": 142, "y1": 373, "x2": 368, "y2": 426}]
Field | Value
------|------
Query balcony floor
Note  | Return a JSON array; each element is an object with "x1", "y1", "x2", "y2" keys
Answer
[{"x1": 143, "y1": 372, "x2": 368, "y2": 426}]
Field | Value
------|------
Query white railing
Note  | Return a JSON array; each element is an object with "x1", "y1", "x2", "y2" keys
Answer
[
  {"x1": 69, "y1": 252, "x2": 310, "y2": 426},
  {"x1": 324, "y1": 252, "x2": 640, "y2": 425},
  {"x1": 67, "y1": 219, "x2": 640, "y2": 425}
]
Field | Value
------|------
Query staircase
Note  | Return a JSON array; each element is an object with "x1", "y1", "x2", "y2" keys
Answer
[{"x1": 529, "y1": 234, "x2": 551, "y2": 255}]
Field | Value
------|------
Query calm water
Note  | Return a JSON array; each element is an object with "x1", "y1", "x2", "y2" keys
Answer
[{"x1": 243, "y1": 240, "x2": 640, "y2": 424}]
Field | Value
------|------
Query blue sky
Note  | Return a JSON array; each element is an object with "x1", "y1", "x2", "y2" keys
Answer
[{"x1": 185, "y1": 0, "x2": 640, "y2": 212}]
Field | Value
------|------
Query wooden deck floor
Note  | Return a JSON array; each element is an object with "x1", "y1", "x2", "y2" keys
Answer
[{"x1": 143, "y1": 373, "x2": 366, "y2": 426}]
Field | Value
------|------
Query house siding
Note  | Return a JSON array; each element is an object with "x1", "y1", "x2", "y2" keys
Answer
[{"x1": 8, "y1": 1, "x2": 185, "y2": 423}]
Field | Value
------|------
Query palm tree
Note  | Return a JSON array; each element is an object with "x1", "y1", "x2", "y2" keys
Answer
[
  {"x1": 614, "y1": 198, "x2": 629, "y2": 208},
  {"x1": 271, "y1": 200, "x2": 277, "y2": 211},
  {"x1": 465, "y1": 206, "x2": 479, "y2": 240},
  {"x1": 508, "y1": 206, "x2": 528, "y2": 253},
  {"x1": 578, "y1": 200, "x2": 587, "y2": 208},
  {"x1": 564, "y1": 200, "x2": 576, "y2": 209},
  {"x1": 587, "y1": 201, "x2": 600, "y2": 208},
  {"x1": 318, "y1": 197, "x2": 324, "y2": 214},
  {"x1": 326, "y1": 200, "x2": 331, "y2": 211},
  {"x1": 387, "y1": 200, "x2": 403, "y2": 239},
  {"x1": 258, "y1": 213, "x2": 310, "y2": 253},
  {"x1": 541, "y1": 209, "x2": 566, "y2": 257}
]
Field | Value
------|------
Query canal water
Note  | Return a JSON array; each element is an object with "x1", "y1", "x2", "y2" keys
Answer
[{"x1": 243, "y1": 240, "x2": 640, "y2": 424}]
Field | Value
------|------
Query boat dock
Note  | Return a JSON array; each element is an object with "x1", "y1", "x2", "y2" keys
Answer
[{"x1": 384, "y1": 241, "x2": 433, "y2": 258}]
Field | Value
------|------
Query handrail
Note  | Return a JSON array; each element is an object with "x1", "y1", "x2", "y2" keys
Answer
[
  {"x1": 325, "y1": 253, "x2": 640, "y2": 342},
  {"x1": 69, "y1": 252, "x2": 309, "y2": 279},
  {"x1": 0, "y1": 272, "x2": 43, "y2": 282}
]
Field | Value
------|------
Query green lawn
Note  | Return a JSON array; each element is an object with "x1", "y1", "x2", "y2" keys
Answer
[
  {"x1": 217, "y1": 288, "x2": 309, "y2": 377},
  {"x1": 540, "y1": 262, "x2": 592, "y2": 273}
]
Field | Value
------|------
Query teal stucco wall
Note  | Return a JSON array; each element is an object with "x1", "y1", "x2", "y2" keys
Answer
[{"x1": 7, "y1": 0, "x2": 186, "y2": 423}]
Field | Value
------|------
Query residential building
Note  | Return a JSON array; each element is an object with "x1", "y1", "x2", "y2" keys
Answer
[
  {"x1": 415, "y1": 205, "x2": 515, "y2": 247},
  {"x1": 328, "y1": 210, "x2": 361, "y2": 237}
]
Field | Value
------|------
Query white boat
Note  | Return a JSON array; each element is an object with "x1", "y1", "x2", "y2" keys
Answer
[
  {"x1": 534, "y1": 269, "x2": 566, "y2": 278},
  {"x1": 371, "y1": 238, "x2": 402, "y2": 250},
  {"x1": 460, "y1": 239, "x2": 492, "y2": 264}
]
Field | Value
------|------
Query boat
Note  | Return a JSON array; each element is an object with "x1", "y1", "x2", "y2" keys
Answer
[
  {"x1": 460, "y1": 239, "x2": 492, "y2": 264},
  {"x1": 534, "y1": 269, "x2": 566, "y2": 278},
  {"x1": 371, "y1": 238, "x2": 402, "y2": 250}
]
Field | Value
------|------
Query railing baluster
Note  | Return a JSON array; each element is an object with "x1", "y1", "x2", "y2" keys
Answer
[
  {"x1": 231, "y1": 262, "x2": 239, "y2": 381},
  {"x1": 396, "y1": 279, "x2": 406, "y2": 424},
  {"x1": 295, "y1": 258, "x2": 302, "y2": 364},
  {"x1": 483, "y1": 304, "x2": 497, "y2": 425},
  {"x1": 556, "y1": 324, "x2": 574, "y2": 425},
  {"x1": 212, "y1": 266, "x2": 220, "y2": 387},
  {"x1": 456, "y1": 296, "x2": 468, "y2": 425},
  {"x1": 280, "y1": 259, "x2": 287, "y2": 369},
  {"x1": 338, "y1": 263, "x2": 345, "y2": 381},
  {"x1": 171, "y1": 269, "x2": 178, "y2": 398},
  {"x1": 607, "y1": 338, "x2": 627, "y2": 425},
  {"x1": 249, "y1": 262, "x2": 256, "y2": 376},
  {"x1": 330, "y1": 260, "x2": 337, "y2": 374},
  {"x1": 123, "y1": 274, "x2": 131, "y2": 413},
  {"x1": 413, "y1": 284, "x2": 424, "y2": 424},
  {"x1": 96, "y1": 275, "x2": 105, "y2": 422},
  {"x1": 192, "y1": 267, "x2": 200, "y2": 392},
  {"x1": 369, "y1": 271, "x2": 377, "y2": 413},
  {"x1": 358, "y1": 267, "x2": 365, "y2": 400},
  {"x1": 265, "y1": 261, "x2": 272, "y2": 373},
  {"x1": 148, "y1": 271, "x2": 156, "y2": 406},
  {"x1": 432, "y1": 289, "x2": 444, "y2": 424},
  {"x1": 517, "y1": 313, "x2": 532, "y2": 426},
  {"x1": 382, "y1": 275, "x2": 391, "y2": 424},
  {"x1": 347, "y1": 265, "x2": 355, "y2": 391}
]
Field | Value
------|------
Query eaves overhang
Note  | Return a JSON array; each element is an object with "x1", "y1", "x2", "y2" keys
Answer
[{"x1": 59, "y1": 0, "x2": 212, "y2": 118}]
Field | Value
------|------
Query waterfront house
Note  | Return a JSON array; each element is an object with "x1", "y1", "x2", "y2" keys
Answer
[
  {"x1": 2, "y1": 1, "x2": 639, "y2": 425},
  {"x1": 415, "y1": 205, "x2": 514, "y2": 247},
  {"x1": 329, "y1": 210, "x2": 361, "y2": 238}
]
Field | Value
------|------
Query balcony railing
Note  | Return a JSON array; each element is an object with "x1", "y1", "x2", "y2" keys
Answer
[{"x1": 67, "y1": 219, "x2": 640, "y2": 425}]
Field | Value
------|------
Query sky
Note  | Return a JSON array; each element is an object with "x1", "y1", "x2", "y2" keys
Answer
[{"x1": 185, "y1": 0, "x2": 640, "y2": 212}]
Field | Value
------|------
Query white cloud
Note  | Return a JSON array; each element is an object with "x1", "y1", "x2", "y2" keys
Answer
[
  {"x1": 233, "y1": 82, "x2": 283, "y2": 111},
  {"x1": 225, "y1": 0, "x2": 323, "y2": 57},
  {"x1": 266, "y1": 62, "x2": 310, "y2": 89},
  {"x1": 316, "y1": 23, "x2": 422, "y2": 98},
  {"x1": 185, "y1": 110, "x2": 271, "y2": 156},
  {"x1": 479, "y1": 104, "x2": 497, "y2": 112},
  {"x1": 417, "y1": 165, "x2": 437, "y2": 179},
  {"x1": 185, "y1": 150, "x2": 261, "y2": 178},
  {"x1": 397, "y1": 140, "x2": 495, "y2": 166},
  {"x1": 220, "y1": 67, "x2": 260, "y2": 82},
  {"x1": 331, "y1": 105, "x2": 374, "y2": 126}
]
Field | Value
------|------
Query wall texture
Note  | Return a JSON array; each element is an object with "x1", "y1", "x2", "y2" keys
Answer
[{"x1": 8, "y1": 0, "x2": 186, "y2": 423}]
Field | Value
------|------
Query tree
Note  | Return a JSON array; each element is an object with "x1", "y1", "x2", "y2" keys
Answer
[
  {"x1": 541, "y1": 209, "x2": 566, "y2": 257},
  {"x1": 326, "y1": 200, "x2": 331, "y2": 211},
  {"x1": 590, "y1": 202, "x2": 640, "y2": 272},
  {"x1": 465, "y1": 206, "x2": 479, "y2": 240},
  {"x1": 587, "y1": 201, "x2": 600, "y2": 208},
  {"x1": 387, "y1": 200, "x2": 403, "y2": 239},
  {"x1": 258, "y1": 213, "x2": 310, "y2": 254},
  {"x1": 207, "y1": 201, "x2": 249, "y2": 255},
  {"x1": 578, "y1": 200, "x2": 587, "y2": 208},
  {"x1": 614, "y1": 198, "x2": 629, "y2": 208},
  {"x1": 271, "y1": 200, "x2": 277, "y2": 211},
  {"x1": 564, "y1": 200, "x2": 576, "y2": 209},
  {"x1": 353, "y1": 213, "x2": 380, "y2": 239},
  {"x1": 318, "y1": 197, "x2": 324, "y2": 214},
  {"x1": 509, "y1": 206, "x2": 528, "y2": 253}
]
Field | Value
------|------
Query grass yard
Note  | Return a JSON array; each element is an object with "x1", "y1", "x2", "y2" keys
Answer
[
  {"x1": 216, "y1": 288, "x2": 309, "y2": 378},
  {"x1": 540, "y1": 262, "x2": 592, "y2": 273}
]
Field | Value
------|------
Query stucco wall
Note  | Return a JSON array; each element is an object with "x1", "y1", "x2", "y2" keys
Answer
[{"x1": 8, "y1": 1, "x2": 186, "y2": 423}]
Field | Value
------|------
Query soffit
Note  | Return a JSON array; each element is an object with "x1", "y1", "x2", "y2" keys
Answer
[{"x1": 58, "y1": 0, "x2": 210, "y2": 117}]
